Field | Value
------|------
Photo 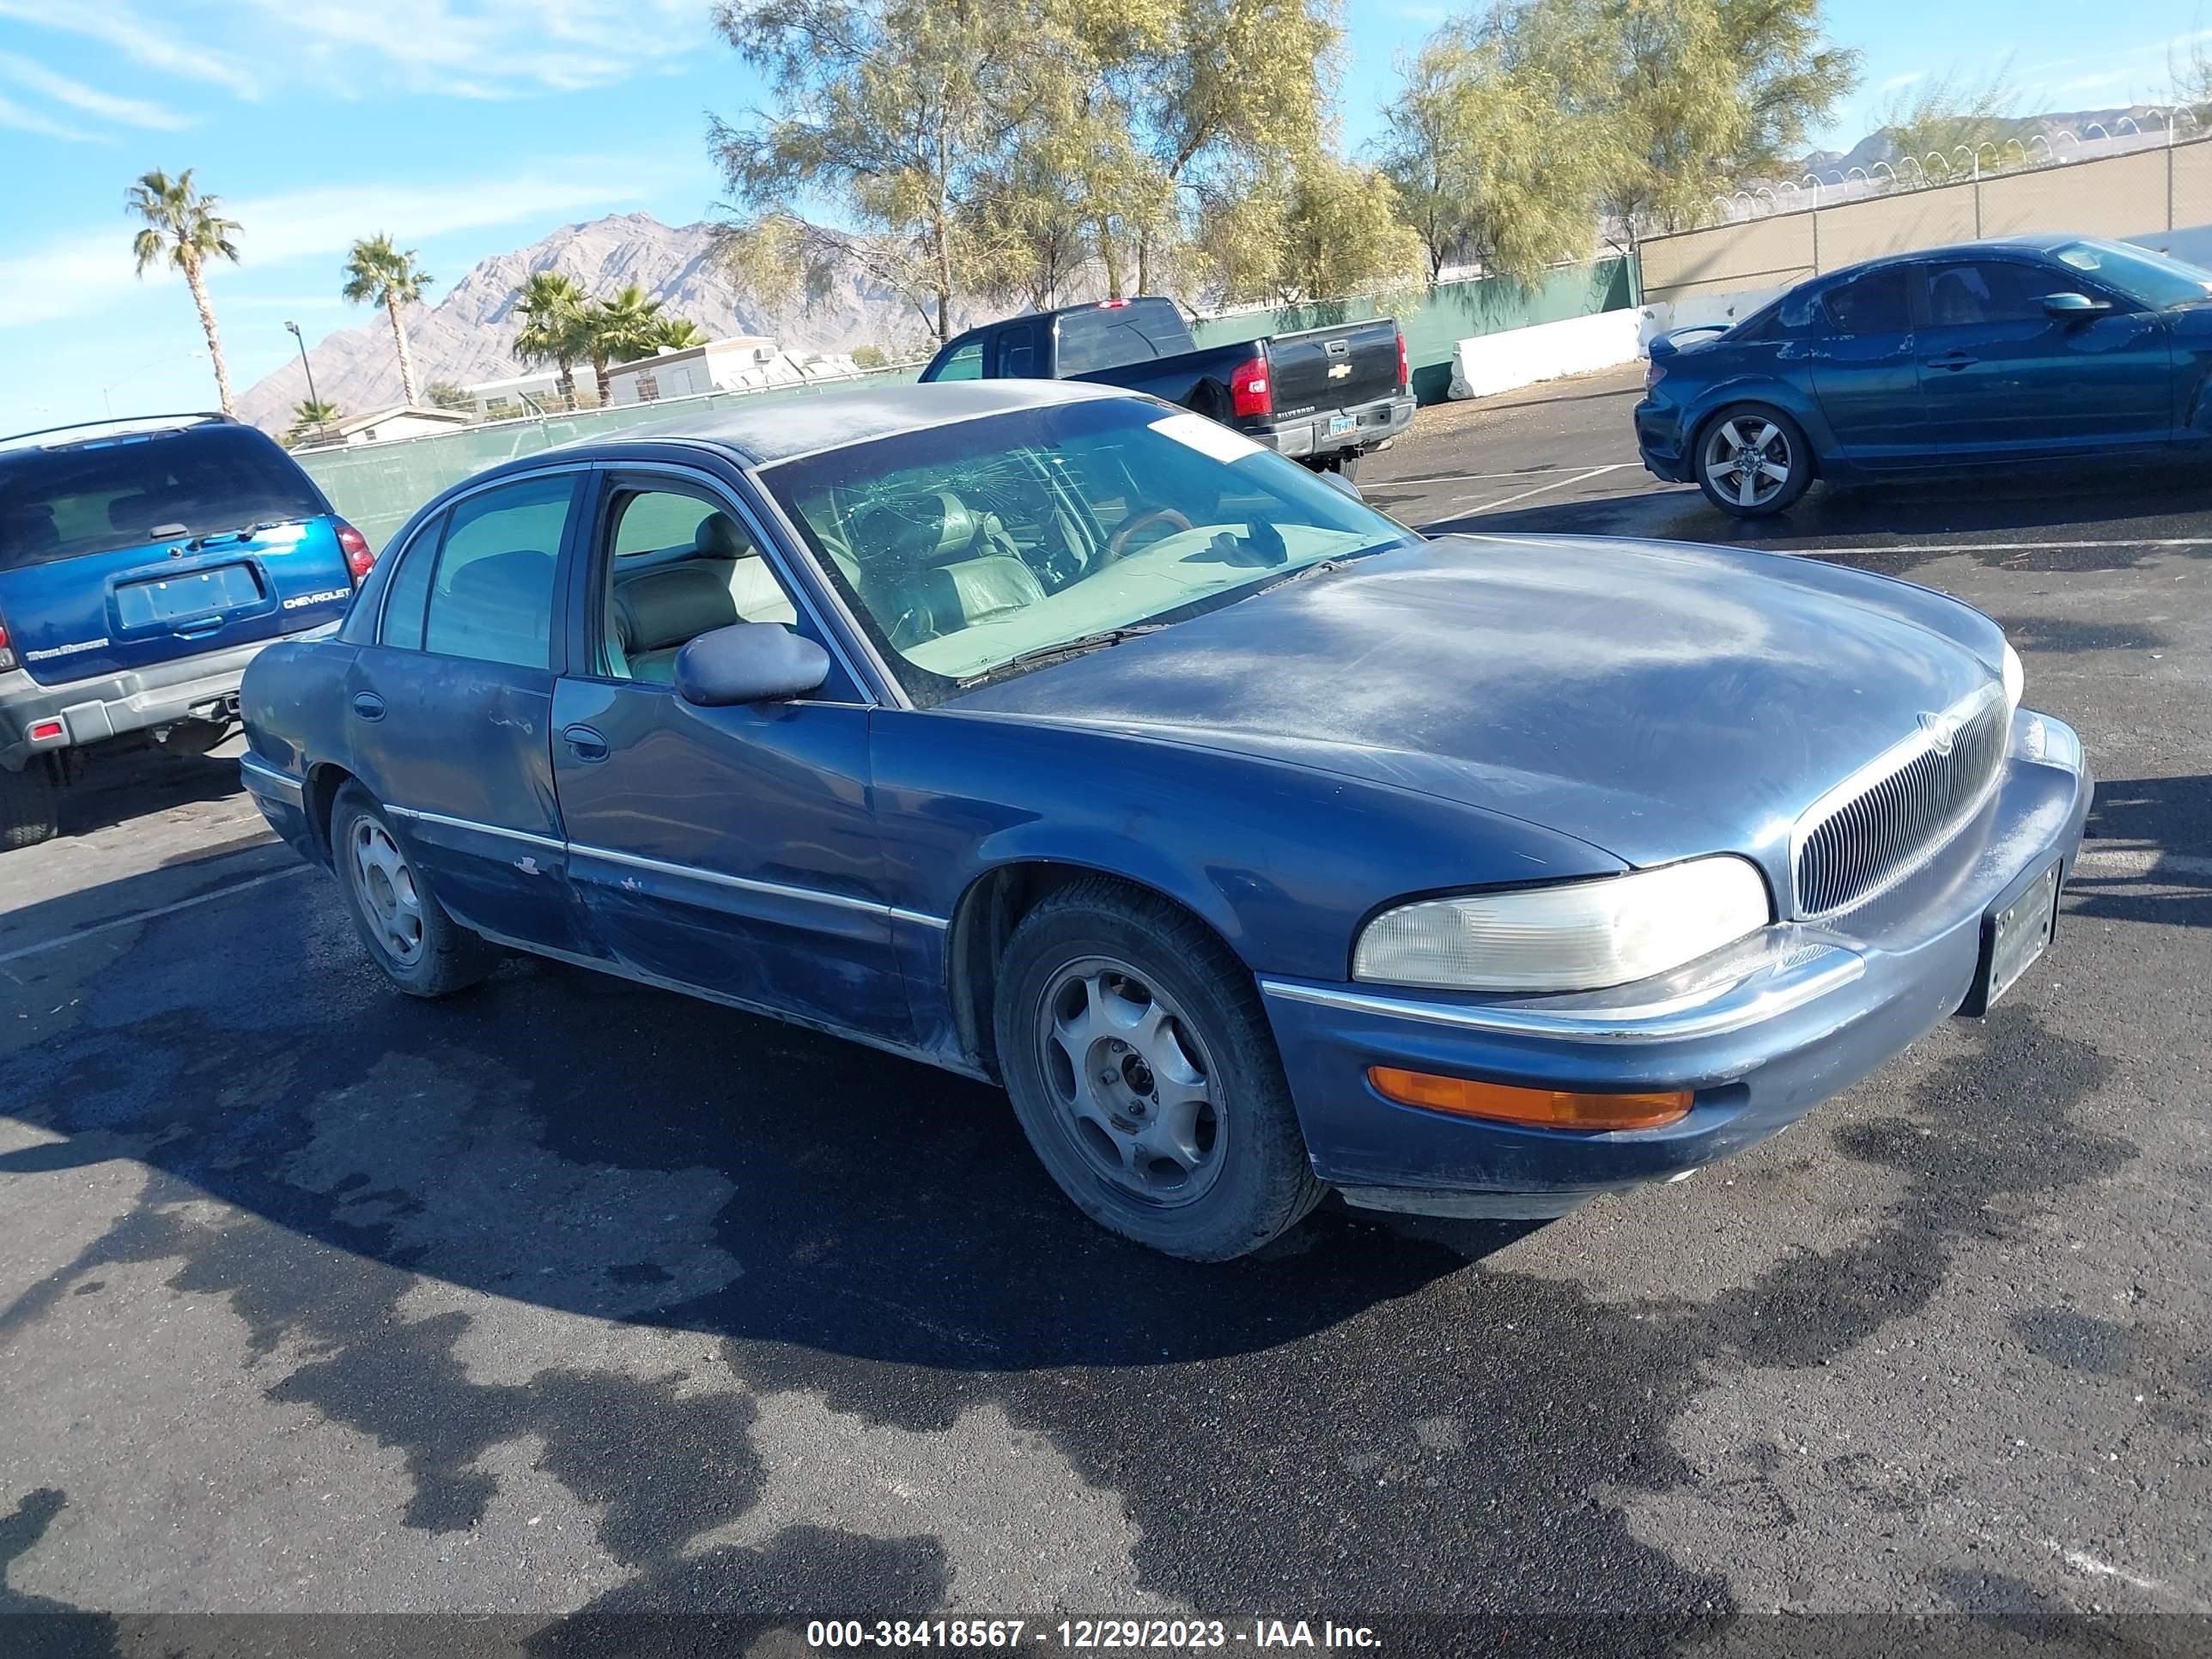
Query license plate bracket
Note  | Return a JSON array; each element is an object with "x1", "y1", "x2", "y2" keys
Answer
[
  {"x1": 1327, "y1": 413, "x2": 1358, "y2": 437},
  {"x1": 1960, "y1": 860, "x2": 2061, "y2": 1015}
]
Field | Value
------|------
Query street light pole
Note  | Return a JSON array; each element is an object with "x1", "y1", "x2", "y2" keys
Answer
[{"x1": 284, "y1": 321, "x2": 323, "y2": 436}]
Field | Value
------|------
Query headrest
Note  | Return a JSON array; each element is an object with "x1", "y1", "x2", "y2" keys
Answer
[
  {"x1": 694, "y1": 512, "x2": 751, "y2": 559},
  {"x1": 616, "y1": 562, "x2": 740, "y2": 653},
  {"x1": 850, "y1": 491, "x2": 979, "y2": 568}
]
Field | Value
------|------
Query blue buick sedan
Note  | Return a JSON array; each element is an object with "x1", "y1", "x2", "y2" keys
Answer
[
  {"x1": 240, "y1": 381, "x2": 2090, "y2": 1259},
  {"x1": 1637, "y1": 234, "x2": 2212, "y2": 515}
]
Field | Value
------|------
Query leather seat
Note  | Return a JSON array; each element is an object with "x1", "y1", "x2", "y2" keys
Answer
[
  {"x1": 847, "y1": 492, "x2": 1046, "y2": 645},
  {"x1": 615, "y1": 563, "x2": 741, "y2": 684}
]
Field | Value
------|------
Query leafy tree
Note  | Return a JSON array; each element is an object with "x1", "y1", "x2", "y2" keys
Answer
[
  {"x1": 708, "y1": 0, "x2": 1072, "y2": 342},
  {"x1": 2176, "y1": 35, "x2": 2212, "y2": 123},
  {"x1": 850, "y1": 343, "x2": 890, "y2": 368},
  {"x1": 423, "y1": 381, "x2": 472, "y2": 411},
  {"x1": 510, "y1": 270, "x2": 590, "y2": 404},
  {"x1": 126, "y1": 168, "x2": 241, "y2": 417},
  {"x1": 1189, "y1": 155, "x2": 1426, "y2": 308},
  {"x1": 579, "y1": 283, "x2": 669, "y2": 398},
  {"x1": 650, "y1": 316, "x2": 710, "y2": 349},
  {"x1": 289, "y1": 398, "x2": 341, "y2": 441},
  {"x1": 1377, "y1": 17, "x2": 1609, "y2": 282},
  {"x1": 343, "y1": 234, "x2": 434, "y2": 405}
]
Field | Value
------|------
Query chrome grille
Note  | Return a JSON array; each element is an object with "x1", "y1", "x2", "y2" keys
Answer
[{"x1": 1793, "y1": 692, "x2": 2008, "y2": 915}]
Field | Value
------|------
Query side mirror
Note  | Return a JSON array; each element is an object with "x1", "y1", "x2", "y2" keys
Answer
[
  {"x1": 675, "y1": 622, "x2": 830, "y2": 707},
  {"x1": 1320, "y1": 468, "x2": 1364, "y2": 502},
  {"x1": 2043, "y1": 291, "x2": 2111, "y2": 319}
]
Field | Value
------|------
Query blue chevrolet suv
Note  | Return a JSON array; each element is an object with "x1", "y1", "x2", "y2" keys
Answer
[{"x1": 0, "y1": 413, "x2": 373, "y2": 848}]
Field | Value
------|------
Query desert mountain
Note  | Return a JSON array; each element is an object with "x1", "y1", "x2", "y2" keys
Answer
[{"x1": 235, "y1": 212, "x2": 964, "y2": 433}]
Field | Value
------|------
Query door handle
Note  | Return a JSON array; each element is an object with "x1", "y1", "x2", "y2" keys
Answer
[
  {"x1": 562, "y1": 723, "x2": 609, "y2": 763},
  {"x1": 1928, "y1": 352, "x2": 1978, "y2": 370},
  {"x1": 350, "y1": 692, "x2": 386, "y2": 721}
]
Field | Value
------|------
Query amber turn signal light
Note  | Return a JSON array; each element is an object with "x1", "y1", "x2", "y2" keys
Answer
[{"x1": 1367, "y1": 1067, "x2": 1692, "y2": 1131}]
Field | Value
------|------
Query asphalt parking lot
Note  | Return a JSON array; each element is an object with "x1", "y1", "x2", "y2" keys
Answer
[{"x1": 2, "y1": 367, "x2": 2208, "y2": 1652}]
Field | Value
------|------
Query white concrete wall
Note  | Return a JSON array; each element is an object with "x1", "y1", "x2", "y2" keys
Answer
[{"x1": 1448, "y1": 309, "x2": 1644, "y2": 400}]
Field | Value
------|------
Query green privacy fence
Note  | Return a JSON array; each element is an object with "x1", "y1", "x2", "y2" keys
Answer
[{"x1": 299, "y1": 256, "x2": 1632, "y2": 548}]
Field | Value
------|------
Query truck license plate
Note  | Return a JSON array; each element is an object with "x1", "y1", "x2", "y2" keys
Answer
[
  {"x1": 1328, "y1": 413, "x2": 1357, "y2": 437},
  {"x1": 1973, "y1": 861, "x2": 2061, "y2": 1012}
]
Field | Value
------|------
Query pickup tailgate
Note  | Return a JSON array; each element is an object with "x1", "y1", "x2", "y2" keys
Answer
[
  {"x1": 1265, "y1": 319, "x2": 1401, "y2": 416},
  {"x1": 0, "y1": 520, "x2": 356, "y2": 685}
]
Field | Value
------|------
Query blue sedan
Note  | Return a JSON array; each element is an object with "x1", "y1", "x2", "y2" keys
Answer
[
  {"x1": 240, "y1": 381, "x2": 2090, "y2": 1259},
  {"x1": 1636, "y1": 234, "x2": 2212, "y2": 515}
]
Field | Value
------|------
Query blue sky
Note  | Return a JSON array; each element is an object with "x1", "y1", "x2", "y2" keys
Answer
[{"x1": 1, "y1": 0, "x2": 2204, "y2": 432}]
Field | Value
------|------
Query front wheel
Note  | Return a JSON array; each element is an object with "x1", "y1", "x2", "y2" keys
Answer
[
  {"x1": 994, "y1": 880, "x2": 1325, "y2": 1260},
  {"x1": 1695, "y1": 405, "x2": 1814, "y2": 517}
]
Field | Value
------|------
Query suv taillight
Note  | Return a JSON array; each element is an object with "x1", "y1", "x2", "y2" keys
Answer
[
  {"x1": 336, "y1": 522, "x2": 374, "y2": 583},
  {"x1": 0, "y1": 618, "x2": 14, "y2": 675},
  {"x1": 1396, "y1": 329, "x2": 1409, "y2": 392},
  {"x1": 1230, "y1": 355, "x2": 1272, "y2": 418}
]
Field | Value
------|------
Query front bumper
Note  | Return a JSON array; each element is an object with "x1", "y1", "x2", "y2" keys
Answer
[
  {"x1": 1260, "y1": 710, "x2": 2092, "y2": 1217},
  {"x1": 0, "y1": 639, "x2": 278, "y2": 772},
  {"x1": 1256, "y1": 392, "x2": 1417, "y2": 461}
]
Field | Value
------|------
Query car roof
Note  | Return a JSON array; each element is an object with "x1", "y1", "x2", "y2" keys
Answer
[
  {"x1": 1811, "y1": 234, "x2": 2087, "y2": 288},
  {"x1": 578, "y1": 377, "x2": 1135, "y2": 469}
]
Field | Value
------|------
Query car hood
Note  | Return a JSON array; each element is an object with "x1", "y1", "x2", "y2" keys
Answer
[{"x1": 948, "y1": 534, "x2": 2005, "y2": 889}]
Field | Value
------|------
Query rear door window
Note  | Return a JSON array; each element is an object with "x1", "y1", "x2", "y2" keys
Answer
[
  {"x1": 994, "y1": 325, "x2": 1040, "y2": 377},
  {"x1": 1821, "y1": 269, "x2": 1911, "y2": 337},
  {"x1": 1054, "y1": 301, "x2": 1194, "y2": 375},
  {"x1": 377, "y1": 512, "x2": 446, "y2": 650},
  {"x1": 0, "y1": 423, "x2": 326, "y2": 571},
  {"x1": 421, "y1": 474, "x2": 575, "y2": 670}
]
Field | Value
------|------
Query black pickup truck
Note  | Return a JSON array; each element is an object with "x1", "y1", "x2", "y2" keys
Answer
[{"x1": 917, "y1": 297, "x2": 1414, "y2": 476}]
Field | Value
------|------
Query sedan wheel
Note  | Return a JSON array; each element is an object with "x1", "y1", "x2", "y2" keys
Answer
[
  {"x1": 994, "y1": 879, "x2": 1325, "y2": 1260},
  {"x1": 1038, "y1": 957, "x2": 1224, "y2": 1206},
  {"x1": 1697, "y1": 410, "x2": 1810, "y2": 516},
  {"x1": 331, "y1": 782, "x2": 496, "y2": 998},
  {"x1": 349, "y1": 817, "x2": 426, "y2": 966}
]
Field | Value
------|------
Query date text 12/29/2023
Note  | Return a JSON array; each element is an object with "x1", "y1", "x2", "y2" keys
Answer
[{"x1": 804, "y1": 1619, "x2": 1383, "y2": 1650}]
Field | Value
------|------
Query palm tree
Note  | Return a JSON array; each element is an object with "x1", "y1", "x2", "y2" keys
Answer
[
  {"x1": 342, "y1": 233, "x2": 434, "y2": 406},
  {"x1": 509, "y1": 270, "x2": 588, "y2": 405},
  {"x1": 579, "y1": 283, "x2": 668, "y2": 400},
  {"x1": 289, "y1": 398, "x2": 342, "y2": 443},
  {"x1": 650, "y1": 316, "x2": 709, "y2": 349},
  {"x1": 126, "y1": 168, "x2": 242, "y2": 417}
]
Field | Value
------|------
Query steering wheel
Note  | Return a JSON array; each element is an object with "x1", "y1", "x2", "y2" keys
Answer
[{"x1": 1103, "y1": 506, "x2": 1194, "y2": 566}]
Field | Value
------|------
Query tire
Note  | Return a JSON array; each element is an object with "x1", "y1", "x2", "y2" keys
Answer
[
  {"x1": 1693, "y1": 404, "x2": 1814, "y2": 517},
  {"x1": 994, "y1": 879, "x2": 1326, "y2": 1261},
  {"x1": 1328, "y1": 450, "x2": 1364, "y2": 482},
  {"x1": 0, "y1": 762, "x2": 59, "y2": 852},
  {"x1": 331, "y1": 783, "x2": 496, "y2": 997}
]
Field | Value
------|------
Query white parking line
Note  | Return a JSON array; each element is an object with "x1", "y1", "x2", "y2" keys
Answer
[
  {"x1": 1451, "y1": 463, "x2": 1635, "y2": 514},
  {"x1": 0, "y1": 864, "x2": 311, "y2": 969},
  {"x1": 2073, "y1": 846, "x2": 2212, "y2": 880},
  {"x1": 1773, "y1": 538, "x2": 2212, "y2": 558},
  {"x1": 1379, "y1": 464, "x2": 1638, "y2": 488}
]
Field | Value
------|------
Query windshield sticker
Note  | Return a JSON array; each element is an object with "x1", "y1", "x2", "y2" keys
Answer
[{"x1": 1150, "y1": 411, "x2": 1266, "y2": 464}]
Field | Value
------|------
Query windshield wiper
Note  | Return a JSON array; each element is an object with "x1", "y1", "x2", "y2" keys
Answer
[
  {"x1": 1248, "y1": 540, "x2": 1401, "y2": 599},
  {"x1": 957, "y1": 624, "x2": 1167, "y2": 685}
]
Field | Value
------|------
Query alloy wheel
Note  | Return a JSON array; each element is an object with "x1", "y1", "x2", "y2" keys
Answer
[
  {"x1": 349, "y1": 817, "x2": 425, "y2": 966},
  {"x1": 1035, "y1": 957, "x2": 1224, "y2": 1207},
  {"x1": 1702, "y1": 416, "x2": 1794, "y2": 510}
]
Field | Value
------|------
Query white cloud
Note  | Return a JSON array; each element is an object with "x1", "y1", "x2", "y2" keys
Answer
[
  {"x1": 1878, "y1": 70, "x2": 1928, "y2": 93},
  {"x1": 230, "y1": 0, "x2": 709, "y2": 98},
  {"x1": 0, "y1": 160, "x2": 674, "y2": 331},
  {"x1": 0, "y1": 50, "x2": 197, "y2": 129},
  {"x1": 0, "y1": 0, "x2": 258, "y2": 98},
  {"x1": 0, "y1": 88, "x2": 97, "y2": 143}
]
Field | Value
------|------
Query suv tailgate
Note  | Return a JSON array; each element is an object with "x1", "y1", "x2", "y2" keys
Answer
[
  {"x1": 0, "y1": 422, "x2": 355, "y2": 686},
  {"x1": 1265, "y1": 319, "x2": 1401, "y2": 416}
]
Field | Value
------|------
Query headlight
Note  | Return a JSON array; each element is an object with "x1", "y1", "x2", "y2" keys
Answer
[
  {"x1": 1352, "y1": 856, "x2": 1772, "y2": 994},
  {"x1": 2002, "y1": 640, "x2": 2024, "y2": 712}
]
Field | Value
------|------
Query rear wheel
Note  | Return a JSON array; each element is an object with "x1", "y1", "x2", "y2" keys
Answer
[
  {"x1": 1328, "y1": 450, "x2": 1364, "y2": 481},
  {"x1": 1695, "y1": 405, "x2": 1813, "y2": 517},
  {"x1": 331, "y1": 783, "x2": 495, "y2": 997},
  {"x1": 994, "y1": 881, "x2": 1325, "y2": 1260},
  {"x1": 0, "y1": 761, "x2": 59, "y2": 852}
]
